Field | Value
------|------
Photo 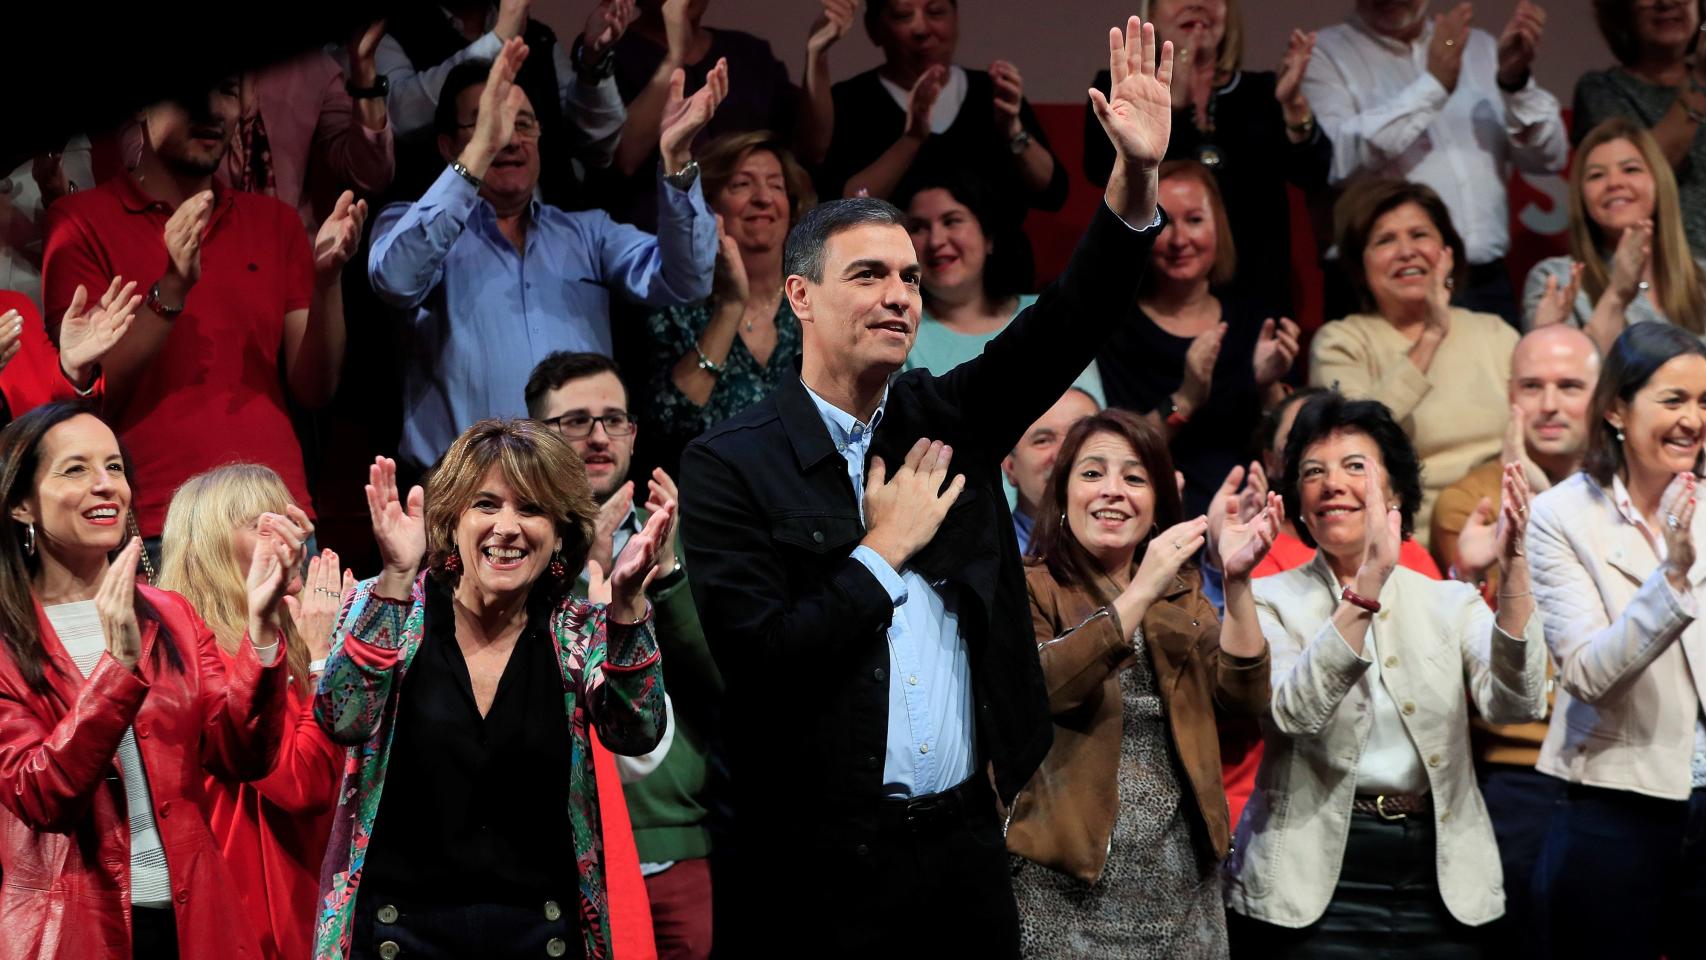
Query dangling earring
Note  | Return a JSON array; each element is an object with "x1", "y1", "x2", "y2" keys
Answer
[
  {"x1": 21, "y1": 522, "x2": 33, "y2": 557},
  {"x1": 549, "y1": 551, "x2": 567, "y2": 580},
  {"x1": 1616, "y1": 428, "x2": 1626, "y2": 443},
  {"x1": 443, "y1": 550, "x2": 461, "y2": 574}
]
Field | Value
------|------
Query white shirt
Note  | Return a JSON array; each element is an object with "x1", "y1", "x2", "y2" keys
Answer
[
  {"x1": 1348, "y1": 612, "x2": 1429, "y2": 794},
  {"x1": 1302, "y1": 14, "x2": 1568, "y2": 264},
  {"x1": 879, "y1": 65, "x2": 969, "y2": 136}
]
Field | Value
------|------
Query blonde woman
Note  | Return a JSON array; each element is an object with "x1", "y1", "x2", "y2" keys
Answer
[
  {"x1": 160, "y1": 463, "x2": 353, "y2": 960},
  {"x1": 1525, "y1": 117, "x2": 1706, "y2": 352}
]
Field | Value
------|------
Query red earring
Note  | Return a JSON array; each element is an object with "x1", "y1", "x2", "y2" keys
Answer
[
  {"x1": 444, "y1": 550, "x2": 461, "y2": 574},
  {"x1": 549, "y1": 551, "x2": 567, "y2": 580}
]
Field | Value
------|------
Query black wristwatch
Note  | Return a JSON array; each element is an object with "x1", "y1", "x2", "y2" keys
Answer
[
  {"x1": 572, "y1": 36, "x2": 617, "y2": 81},
  {"x1": 145, "y1": 281, "x2": 185, "y2": 320},
  {"x1": 346, "y1": 75, "x2": 390, "y2": 100}
]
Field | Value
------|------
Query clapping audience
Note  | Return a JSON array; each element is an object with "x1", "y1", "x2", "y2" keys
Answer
[{"x1": 4, "y1": 4, "x2": 1702, "y2": 959}]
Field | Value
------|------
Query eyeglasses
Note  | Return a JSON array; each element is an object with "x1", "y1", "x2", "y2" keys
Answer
[
  {"x1": 544, "y1": 412, "x2": 634, "y2": 438},
  {"x1": 457, "y1": 116, "x2": 541, "y2": 141}
]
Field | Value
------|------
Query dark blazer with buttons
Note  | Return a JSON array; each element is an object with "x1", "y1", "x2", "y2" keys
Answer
[{"x1": 678, "y1": 204, "x2": 1165, "y2": 838}]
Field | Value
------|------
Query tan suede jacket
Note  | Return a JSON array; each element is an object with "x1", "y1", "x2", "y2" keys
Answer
[{"x1": 1003, "y1": 562, "x2": 1270, "y2": 884}]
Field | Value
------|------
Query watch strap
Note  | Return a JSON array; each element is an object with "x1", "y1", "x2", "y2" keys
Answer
[
  {"x1": 346, "y1": 75, "x2": 390, "y2": 99},
  {"x1": 146, "y1": 281, "x2": 185, "y2": 320}
]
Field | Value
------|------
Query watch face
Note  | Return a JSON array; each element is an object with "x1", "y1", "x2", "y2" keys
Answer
[{"x1": 1196, "y1": 143, "x2": 1223, "y2": 169}]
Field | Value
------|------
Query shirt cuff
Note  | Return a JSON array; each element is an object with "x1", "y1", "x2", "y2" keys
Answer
[
  {"x1": 253, "y1": 640, "x2": 282, "y2": 667},
  {"x1": 1104, "y1": 200, "x2": 1166, "y2": 234},
  {"x1": 850, "y1": 545, "x2": 908, "y2": 607}
]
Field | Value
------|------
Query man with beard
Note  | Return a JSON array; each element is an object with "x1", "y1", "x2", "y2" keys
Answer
[
  {"x1": 524, "y1": 350, "x2": 721, "y2": 960},
  {"x1": 41, "y1": 77, "x2": 367, "y2": 559},
  {"x1": 370, "y1": 39, "x2": 720, "y2": 477}
]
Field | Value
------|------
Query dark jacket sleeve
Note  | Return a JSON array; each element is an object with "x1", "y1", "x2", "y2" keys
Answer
[
  {"x1": 678, "y1": 440, "x2": 895, "y2": 674},
  {"x1": 1019, "y1": 96, "x2": 1070, "y2": 212},
  {"x1": 932, "y1": 202, "x2": 1162, "y2": 462}
]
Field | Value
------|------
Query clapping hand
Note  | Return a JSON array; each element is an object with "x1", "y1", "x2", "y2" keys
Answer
[
  {"x1": 463, "y1": 38, "x2": 531, "y2": 174},
  {"x1": 1177, "y1": 322, "x2": 1225, "y2": 418},
  {"x1": 589, "y1": 480, "x2": 635, "y2": 577},
  {"x1": 712, "y1": 214, "x2": 750, "y2": 304},
  {"x1": 601, "y1": 501, "x2": 677, "y2": 622},
  {"x1": 284, "y1": 549, "x2": 356, "y2": 662},
  {"x1": 1532, "y1": 262, "x2": 1583, "y2": 329},
  {"x1": 806, "y1": 0, "x2": 856, "y2": 57},
  {"x1": 645, "y1": 468, "x2": 681, "y2": 577},
  {"x1": 1608, "y1": 219, "x2": 1653, "y2": 304},
  {"x1": 0, "y1": 310, "x2": 20, "y2": 377},
  {"x1": 59, "y1": 277, "x2": 143, "y2": 388},
  {"x1": 1252, "y1": 317, "x2": 1301, "y2": 387},
  {"x1": 347, "y1": 19, "x2": 387, "y2": 88},
  {"x1": 246, "y1": 509, "x2": 310, "y2": 644},
  {"x1": 990, "y1": 60, "x2": 1026, "y2": 138},
  {"x1": 1660, "y1": 472, "x2": 1698, "y2": 591},
  {"x1": 1494, "y1": 462, "x2": 1532, "y2": 570},
  {"x1": 97, "y1": 538, "x2": 145, "y2": 671},
  {"x1": 1497, "y1": 0, "x2": 1546, "y2": 91},
  {"x1": 1220, "y1": 492, "x2": 1286, "y2": 582},
  {"x1": 660, "y1": 57, "x2": 729, "y2": 174},
  {"x1": 314, "y1": 190, "x2": 369, "y2": 277},
  {"x1": 1206, "y1": 461, "x2": 1268, "y2": 561},
  {"x1": 161, "y1": 190, "x2": 215, "y2": 299},
  {"x1": 1352, "y1": 465, "x2": 1403, "y2": 600},
  {"x1": 365, "y1": 456, "x2": 426, "y2": 601},
  {"x1": 1275, "y1": 29, "x2": 1316, "y2": 121},
  {"x1": 582, "y1": 0, "x2": 635, "y2": 59},
  {"x1": 1428, "y1": 3, "x2": 1472, "y2": 93},
  {"x1": 904, "y1": 65, "x2": 948, "y2": 141}
]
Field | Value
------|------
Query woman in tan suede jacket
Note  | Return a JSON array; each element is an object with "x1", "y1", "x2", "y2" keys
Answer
[{"x1": 1003, "y1": 410, "x2": 1281, "y2": 958}]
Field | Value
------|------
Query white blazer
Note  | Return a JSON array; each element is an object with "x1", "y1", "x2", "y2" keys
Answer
[
  {"x1": 1224, "y1": 551, "x2": 1547, "y2": 928},
  {"x1": 1529, "y1": 473, "x2": 1706, "y2": 801}
]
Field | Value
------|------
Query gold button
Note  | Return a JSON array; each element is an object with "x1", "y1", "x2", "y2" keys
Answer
[
  {"x1": 1384, "y1": 656, "x2": 1398, "y2": 668},
  {"x1": 546, "y1": 938, "x2": 568, "y2": 957},
  {"x1": 543, "y1": 900, "x2": 562, "y2": 922},
  {"x1": 379, "y1": 942, "x2": 400, "y2": 960},
  {"x1": 1441, "y1": 808, "x2": 1452, "y2": 821},
  {"x1": 377, "y1": 904, "x2": 399, "y2": 924},
  {"x1": 1402, "y1": 702, "x2": 1416, "y2": 715},
  {"x1": 1428, "y1": 753, "x2": 1442, "y2": 767}
]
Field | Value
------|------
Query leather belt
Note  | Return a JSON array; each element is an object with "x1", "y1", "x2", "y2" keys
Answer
[
  {"x1": 872, "y1": 776, "x2": 989, "y2": 833},
  {"x1": 1351, "y1": 793, "x2": 1432, "y2": 821}
]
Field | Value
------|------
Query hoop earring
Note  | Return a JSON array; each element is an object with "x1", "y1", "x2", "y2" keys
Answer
[{"x1": 21, "y1": 522, "x2": 33, "y2": 557}]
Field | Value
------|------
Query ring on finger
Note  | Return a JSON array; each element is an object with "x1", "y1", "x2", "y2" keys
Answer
[{"x1": 1668, "y1": 513, "x2": 1682, "y2": 529}]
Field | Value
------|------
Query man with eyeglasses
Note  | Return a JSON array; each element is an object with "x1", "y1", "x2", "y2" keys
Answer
[
  {"x1": 370, "y1": 38, "x2": 724, "y2": 476},
  {"x1": 524, "y1": 349, "x2": 723, "y2": 960}
]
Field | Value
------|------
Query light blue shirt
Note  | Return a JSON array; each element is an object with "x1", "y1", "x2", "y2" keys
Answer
[
  {"x1": 802, "y1": 382, "x2": 977, "y2": 799},
  {"x1": 369, "y1": 164, "x2": 716, "y2": 468}
]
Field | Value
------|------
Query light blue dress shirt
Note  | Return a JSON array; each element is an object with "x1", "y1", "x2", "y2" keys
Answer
[
  {"x1": 802, "y1": 382, "x2": 977, "y2": 799},
  {"x1": 369, "y1": 165, "x2": 716, "y2": 468}
]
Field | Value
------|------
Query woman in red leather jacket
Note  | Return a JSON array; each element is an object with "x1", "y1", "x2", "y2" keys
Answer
[{"x1": 0, "y1": 401, "x2": 296, "y2": 960}]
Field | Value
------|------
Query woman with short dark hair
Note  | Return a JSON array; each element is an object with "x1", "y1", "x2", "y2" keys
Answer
[
  {"x1": 1527, "y1": 321, "x2": 1706, "y2": 958},
  {"x1": 313, "y1": 420, "x2": 673, "y2": 960},
  {"x1": 1225, "y1": 392, "x2": 1547, "y2": 958},
  {"x1": 1310, "y1": 178, "x2": 1518, "y2": 548},
  {"x1": 1005, "y1": 409, "x2": 1280, "y2": 956}
]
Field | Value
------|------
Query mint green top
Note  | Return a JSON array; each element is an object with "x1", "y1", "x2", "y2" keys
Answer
[{"x1": 901, "y1": 294, "x2": 1106, "y2": 406}]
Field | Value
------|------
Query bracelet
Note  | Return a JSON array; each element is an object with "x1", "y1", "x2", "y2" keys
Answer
[
  {"x1": 1285, "y1": 111, "x2": 1315, "y2": 135},
  {"x1": 1685, "y1": 98, "x2": 1706, "y2": 125},
  {"x1": 450, "y1": 161, "x2": 483, "y2": 190},
  {"x1": 695, "y1": 347, "x2": 723, "y2": 374},
  {"x1": 1341, "y1": 586, "x2": 1381, "y2": 613},
  {"x1": 1496, "y1": 590, "x2": 1531, "y2": 599},
  {"x1": 309, "y1": 657, "x2": 328, "y2": 674},
  {"x1": 1164, "y1": 394, "x2": 1190, "y2": 429},
  {"x1": 145, "y1": 280, "x2": 185, "y2": 320}
]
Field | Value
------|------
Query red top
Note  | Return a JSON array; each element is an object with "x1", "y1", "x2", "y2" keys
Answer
[
  {"x1": 41, "y1": 175, "x2": 315, "y2": 536},
  {"x1": 0, "y1": 586, "x2": 289, "y2": 960},
  {"x1": 0, "y1": 292, "x2": 103, "y2": 418},
  {"x1": 1224, "y1": 531, "x2": 1444, "y2": 827},
  {"x1": 592, "y1": 731, "x2": 657, "y2": 960},
  {"x1": 201, "y1": 661, "x2": 342, "y2": 960}
]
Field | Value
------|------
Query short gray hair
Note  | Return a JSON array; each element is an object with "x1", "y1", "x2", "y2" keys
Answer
[{"x1": 783, "y1": 197, "x2": 909, "y2": 284}]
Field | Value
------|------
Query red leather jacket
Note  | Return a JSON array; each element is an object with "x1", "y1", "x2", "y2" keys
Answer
[
  {"x1": 0, "y1": 291, "x2": 103, "y2": 419},
  {"x1": 0, "y1": 584, "x2": 288, "y2": 960}
]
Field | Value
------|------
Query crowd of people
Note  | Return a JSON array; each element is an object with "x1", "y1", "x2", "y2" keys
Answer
[{"x1": 2, "y1": 0, "x2": 1706, "y2": 958}]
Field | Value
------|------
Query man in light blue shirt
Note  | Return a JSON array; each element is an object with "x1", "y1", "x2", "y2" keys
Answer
[{"x1": 369, "y1": 41, "x2": 722, "y2": 471}]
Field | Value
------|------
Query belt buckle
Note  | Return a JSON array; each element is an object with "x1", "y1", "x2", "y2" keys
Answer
[{"x1": 1374, "y1": 794, "x2": 1406, "y2": 821}]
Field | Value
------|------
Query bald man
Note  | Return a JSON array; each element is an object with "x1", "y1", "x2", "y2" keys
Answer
[{"x1": 1429, "y1": 322, "x2": 1598, "y2": 960}]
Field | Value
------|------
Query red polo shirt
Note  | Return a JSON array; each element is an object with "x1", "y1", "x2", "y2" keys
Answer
[{"x1": 42, "y1": 175, "x2": 315, "y2": 536}]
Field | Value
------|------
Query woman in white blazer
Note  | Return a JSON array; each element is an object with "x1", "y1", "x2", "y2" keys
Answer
[
  {"x1": 1224, "y1": 393, "x2": 1548, "y2": 958},
  {"x1": 1527, "y1": 322, "x2": 1706, "y2": 960}
]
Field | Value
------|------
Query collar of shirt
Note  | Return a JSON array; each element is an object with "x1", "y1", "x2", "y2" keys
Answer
[
  {"x1": 1348, "y1": 9, "x2": 1431, "y2": 55},
  {"x1": 801, "y1": 379, "x2": 889, "y2": 457},
  {"x1": 610, "y1": 500, "x2": 642, "y2": 563},
  {"x1": 878, "y1": 65, "x2": 969, "y2": 136},
  {"x1": 1611, "y1": 473, "x2": 1666, "y2": 559},
  {"x1": 113, "y1": 172, "x2": 234, "y2": 224}
]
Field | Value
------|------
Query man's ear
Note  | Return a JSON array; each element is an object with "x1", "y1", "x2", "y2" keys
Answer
[
  {"x1": 786, "y1": 275, "x2": 813, "y2": 323},
  {"x1": 1000, "y1": 452, "x2": 1018, "y2": 486}
]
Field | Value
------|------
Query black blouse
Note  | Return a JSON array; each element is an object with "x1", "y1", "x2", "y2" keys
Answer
[
  {"x1": 1083, "y1": 69, "x2": 1332, "y2": 315},
  {"x1": 362, "y1": 578, "x2": 580, "y2": 907}
]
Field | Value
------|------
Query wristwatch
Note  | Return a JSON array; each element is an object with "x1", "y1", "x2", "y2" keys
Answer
[
  {"x1": 346, "y1": 75, "x2": 390, "y2": 100},
  {"x1": 664, "y1": 159, "x2": 701, "y2": 191},
  {"x1": 146, "y1": 280, "x2": 185, "y2": 320},
  {"x1": 572, "y1": 35, "x2": 617, "y2": 81},
  {"x1": 1008, "y1": 129, "x2": 1032, "y2": 155}
]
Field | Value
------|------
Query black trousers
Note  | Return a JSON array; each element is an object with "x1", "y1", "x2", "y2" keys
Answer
[
  {"x1": 349, "y1": 890, "x2": 582, "y2": 960},
  {"x1": 1476, "y1": 764, "x2": 1565, "y2": 960},
  {"x1": 132, "y1": 905, "x2": 178, "y2": 960},
  {"x1": 1228, "y1": 811, "x2": 1486, "y2": 959},
  {"x1": 722, "y1": 776, "x2": 1021, "y2": 959},
  {"x1": 1534, "y1": 783, "x2": 1706, "y2": 960}
]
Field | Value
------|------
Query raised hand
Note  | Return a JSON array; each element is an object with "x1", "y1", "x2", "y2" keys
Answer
[
  {"x1": 463, "y1": 37, "x2": 531, "y2": 175},
  {"x1": 609, "y1": 500, "x2": 676, "y2": 620},
  {"x1": 59, "y1": 277, "x2": 143, "y2": 387},
  {"x1": 712, "y1": 214, "x2": 750, "y2": 304},
  {"x1": 365, "y1": 456, "x2": 426, "y2": 599},
  {"x1": 97, "y1": 538, "x2": 145, "y2": 671},
  {"x1": 1427, "y1": 3, "x2": 1472, "y2": 94},
  {"x1": 1087, "y1": 18, "x2": 1174, "y2": 169},
  {"x1": 1114, "y1": 517, "x2": 1209, "y2": 628},
  {"x1": 1253, "y1": 317, "x2": 1301, "y2": 387},
  {"x1": 1275, "y1": 29, "x2": 1316, "y2": 120},
  {"x1": 1660, "y1": 472, "x2": 1698, "y2": 590},
  {"x1": 645, "y1": 467, "x2": 681, "y2": 576},
  {"x1": 31, "y1": 150, "x2": 69, "y2": 207},
  {"x1": 1425, "y1": 245, "x2": 1455, "y2": 337},
  {"x1": 162, "y1": 190, "x2": 215, "y2": 296},
  {"x1": 1454, "y1": 495, "x2": 1499, "y2": 583},
  {"x1": 861, "y1": 438, "x2": 967, "y2": 571},
  {"x1": 284, "y1": 549, "x2": 353, "y2": 662},
  {"x1": 1497, "y1": 0, "x2": 1546, "y2": 90},
  {"x1": 660, "y1": 0, "x2": 692, "y2": 61},
  {"x1": 246, "y1": 513, "x2": 302, "y2": 642},
  {"x1": 1206, "y1": 461, "x2": 1265, "y2": 559},
  {"x1": 904, "y1": 65, "x2": 948, "y2": 141},
  {"x1": 1353, "y1": 463, "x2": 1402, "y2": 599},
  {"x1": 806, "y1": 0, "x2": 856, "y2": 57},
  {"x1": 583, "y1": 0, "x2": 635, "y2": 58},
  {"x1": 1220, "y1": 492, "x2": 1286, "y2": 582},
  {"x1": 0, "y1": 310, "x2": 20, "y2": 376},
  {"x1": 1179, "y1": 322, "x2": 1225, "y2": 417},
  {"x1": 496, "y1": 0, "x2": 530, "y2": 41},
  {"x1": 589, "y1": 480, "x2": 635, "y2": 576},
  {"x1": 990, "y1": 60, "x2": 1026, "y2": 138},
  {"x1": 1608, "y1": 219, "x2": 1653, "y2": 304},
  {"x1": 314, "y1": 190, "x2": 369, "y2": 277},
  {"x1": 1501, "y1": 401, "x2": 1551, "y2": 494},
  {"x1": 660, "y1": 57, "x2": 729, "y2": 174},
  {"x1": 348, "y1": 19, "x2": 387, "y2": 87},
  {"x1": 1495, "y1": 462, "x2": 1532, "y2": 570},
  {"x1": 1532, "y1": 262, "x2": 1583, "y2": 329}
]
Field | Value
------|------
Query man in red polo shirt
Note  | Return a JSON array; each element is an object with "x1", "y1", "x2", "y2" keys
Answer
[{"x1": 42, "y1": 78, "x2": 366, "y2": 551}]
